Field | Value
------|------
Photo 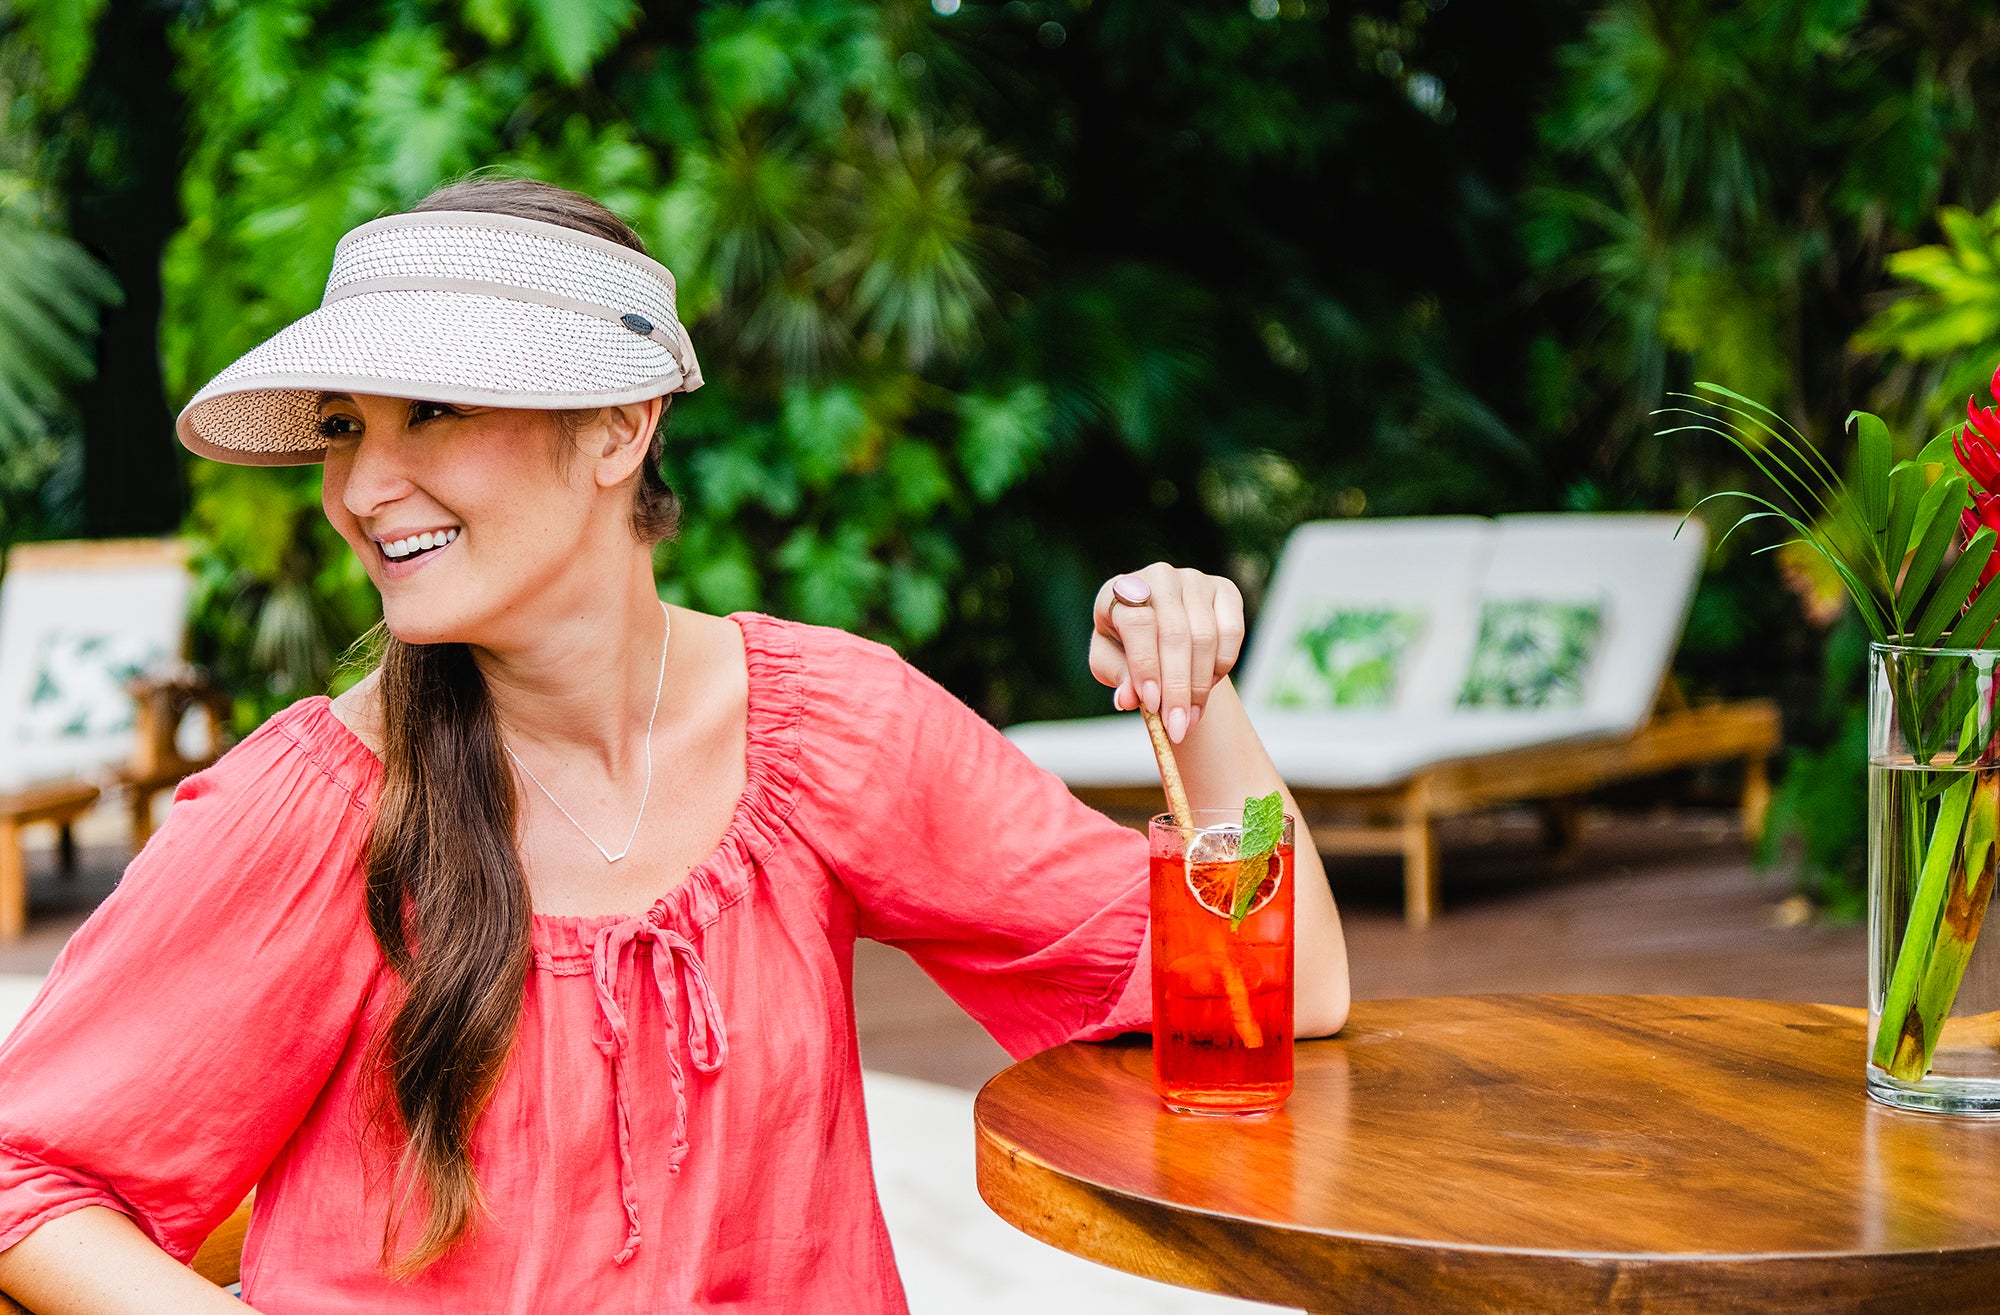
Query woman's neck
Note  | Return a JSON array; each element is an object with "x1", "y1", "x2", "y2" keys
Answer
[{"x1": 472, "y1": 556, "x2": 671, "y2": 777}]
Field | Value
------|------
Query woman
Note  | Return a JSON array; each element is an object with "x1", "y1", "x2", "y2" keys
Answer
[{"x1": 0, "y1": 179, "x2": 1347, "y2": 1313}]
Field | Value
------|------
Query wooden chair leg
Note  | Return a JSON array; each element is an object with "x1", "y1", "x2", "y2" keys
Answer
[
  {"x1": 130, "y1": 785, "x2": 158, "y2": 850},
  {"x1": 1402, "y1": 814, "x2": 1438, "y2": 929},
  {"x1": 1742, "y1": 755, "x2": 1772, "y2": 843},
  {"x1": 1540, "y1": 796, "x2": 1584, "y2": 858},
  {"x1": 0, "y1": 818, "x2": 25, "y2": 942}
]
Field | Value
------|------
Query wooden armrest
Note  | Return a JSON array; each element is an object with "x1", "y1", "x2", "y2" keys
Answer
[
  {"x1": 191, "y1": 1196, "x2": 251, "y2": 1288},
  {"x1": 124, "y1": 669, "x2": 232, "y2": 783}
]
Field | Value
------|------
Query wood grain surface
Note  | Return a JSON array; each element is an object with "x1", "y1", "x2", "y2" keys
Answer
[{"x1": 974, "y1": 995, "x2": 2000, "y2": 1314}]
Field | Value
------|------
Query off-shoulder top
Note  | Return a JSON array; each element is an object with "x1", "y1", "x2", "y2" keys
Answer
[{"x1": 0, "y1": 613, "x2": 1151, "y2": 1313}]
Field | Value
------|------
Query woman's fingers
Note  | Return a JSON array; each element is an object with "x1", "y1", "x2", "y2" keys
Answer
[
  {"x1": 1143, "y1": 565, "x2": 1197, "y2": 743},
  {"x1": 1215, "y1": 576, "x2": 1247, "y2": 675},
  {"x1": 1092, "y1": 565, "x2": 1242, "y2": 739},
  {"x1": 1089, "y1": 576, "x2": 1137, "y2": 708},
  {"x1": 1109, "y1": 574, "x2": 1165, "y2": 717},
  {"x1": 1182, "y1": 570, "x2": 1220, "y2": 712}
]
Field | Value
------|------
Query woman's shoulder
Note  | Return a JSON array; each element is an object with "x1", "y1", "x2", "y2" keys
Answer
[
  {"x1": 733, "y1": 611, "x2": 921, "y2": 699},
  {"x1": 179, "y1": 692, "x2": 383, "y2": 817},
  {"x1": 326, "y1": 667, "x2": 385, "y2": 760}
]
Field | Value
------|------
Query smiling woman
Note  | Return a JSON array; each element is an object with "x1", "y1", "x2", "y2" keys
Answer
[{"x1": 0, "y1": 178, "x2": 1347, "y2": 1315}]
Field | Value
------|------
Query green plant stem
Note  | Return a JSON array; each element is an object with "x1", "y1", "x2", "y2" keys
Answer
[
  {"x1": 1873, "y1": 770, "x2": 1978, "y2": 1078},
  {"x1": 1905, "y1": 769, "x2": 2000, "y2": 1075}
]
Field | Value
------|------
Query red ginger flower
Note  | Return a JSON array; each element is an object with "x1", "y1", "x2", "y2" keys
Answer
[
  {"x1": 1962, "y1": 490, "x2": 2000, "y2": 590},
  {"x1": 1956, "y1": 362, "x2": 2000, "y2": 493}
]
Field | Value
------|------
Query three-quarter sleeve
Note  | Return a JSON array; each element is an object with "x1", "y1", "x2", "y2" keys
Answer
[
  {"x1": 791, "y1": 623, "x2": 1151, "y2": 1059},
  {"x1": 0, "y1": 703, "x2": 384, "y2": 1263}
]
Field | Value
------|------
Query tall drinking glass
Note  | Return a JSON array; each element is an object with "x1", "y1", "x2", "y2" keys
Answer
[{"x1": 1150, "y1": 809, "x2": 1295, "y2": 1115}]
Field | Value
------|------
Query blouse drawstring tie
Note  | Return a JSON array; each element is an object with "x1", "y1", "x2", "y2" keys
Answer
[{"x1": 590, "y1": 917, "x2": 729, "y2": 1265}]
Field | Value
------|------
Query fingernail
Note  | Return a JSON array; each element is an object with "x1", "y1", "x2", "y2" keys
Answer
[
  {"x1": 1142, "y1": 680, "x2": 1161, "y2": 713},
  {"x1": 1167, "y1": 706, "x2": 1188, "y2": 743},
  {"x1": 1187, "y1": 704, "x2": 1203, "y2": 733}
]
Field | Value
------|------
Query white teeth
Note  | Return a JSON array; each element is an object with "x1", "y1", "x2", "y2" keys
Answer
[{"x1": 379, "y1": 529, "x2": 458, "y2": 561}]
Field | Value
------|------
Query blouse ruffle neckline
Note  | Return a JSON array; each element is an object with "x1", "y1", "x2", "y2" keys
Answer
[{"x1": 290, "y1": 610, "x2": 807, "y2": 963}]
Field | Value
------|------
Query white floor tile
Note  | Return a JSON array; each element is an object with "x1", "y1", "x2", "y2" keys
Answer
[
  {"x1": 863, "y1": 1070, "x2": 1295, "y2": 1314},
  {"x1": 0, "y1": 975, "x2": 43, "y2": 1037}
]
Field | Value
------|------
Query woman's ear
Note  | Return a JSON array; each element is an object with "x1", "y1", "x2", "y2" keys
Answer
[{"x1": 587, "y1": 397, "x2": 665, "y2": 489}]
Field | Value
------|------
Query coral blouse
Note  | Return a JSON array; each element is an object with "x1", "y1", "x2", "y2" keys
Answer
[{"x1": 0, "y1": 614, "x2": 1151, "y2": 1313}]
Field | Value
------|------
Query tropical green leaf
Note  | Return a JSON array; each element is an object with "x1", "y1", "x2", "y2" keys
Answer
[
  {"x1": 0, "y1": 213, "x2": 120, "y2": 454},
  {"x1": 521, "y1": 0, "x2": 638, "y2": 84},
  {"x1": 1852, "y1": 410, "x2": 1892, "y2": 536},
  {"x1": 1913, "y1": 528, "x2": 1996, "y2": 647},
  {"x1": 1900, "y1": 475, "x2": 1970, "y2": 620},
  {"x1": 1944, "y1": 570, "x2": 2000, "y2": 650},
  {"x1": 1885, "y1": 461, "x2": 1925, "y2": 574},
  {"x1": 958, "y1": 384, "x2": 1052, "y2": 503},
  {"x1": 11, "y1": 0, "x2": 109, "y2": 103},
  {"x1": 1919, "y1": 427, "x2": 1963, "y2": 469},
  {"x1": 1690, "y1": 491, "x2": 1891, "y2": 643}
]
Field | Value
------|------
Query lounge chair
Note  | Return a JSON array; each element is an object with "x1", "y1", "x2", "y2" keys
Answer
[
  {"x1": 0, "y1": 539, "x2": 224, "y2": 940},
  {"x1": 1005, "y1": 513, "x2": 1780, "y2": 927}
]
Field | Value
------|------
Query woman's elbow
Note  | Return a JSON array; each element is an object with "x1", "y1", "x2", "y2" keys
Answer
[{"x1": 1295, "y1": 981, "x2": 1350, "y2": 1039}]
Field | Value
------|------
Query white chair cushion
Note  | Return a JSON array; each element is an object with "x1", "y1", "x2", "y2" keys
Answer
[
  {"x1": 1235, "y1": 517, "x2": 1494, "y2": 715},
  {"x1": 1006, "y1": 512, "x2": 1707, "y2": 793},
  {"x1": 1005, "y1": 709, "x2": 1634, "y2": 792},
  {"x1": 1475, "y1": 513, "x2": 1704, "y2": 733},
  {"x1": 0, "y1": 545, "x2": 192, "y2": 793}
]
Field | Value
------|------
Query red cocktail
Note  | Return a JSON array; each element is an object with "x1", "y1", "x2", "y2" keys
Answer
[{"x1": 1150, "y1": 809, "x2": 1295, "y2": 1115}]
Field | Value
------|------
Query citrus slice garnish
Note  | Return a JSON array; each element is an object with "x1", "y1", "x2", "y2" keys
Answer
[{"x1": 1186, "y1": 853, "x2": 1281, "y2": 920}]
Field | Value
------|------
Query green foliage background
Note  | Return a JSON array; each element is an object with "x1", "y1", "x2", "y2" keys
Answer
[{"x1": 8, "y1": 0, "x2": 2000, "y2": 906}]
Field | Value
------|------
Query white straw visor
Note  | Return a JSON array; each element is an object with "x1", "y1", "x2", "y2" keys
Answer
[{"x1": 175, "y1": 211, "x2": 703, "y2": 465}]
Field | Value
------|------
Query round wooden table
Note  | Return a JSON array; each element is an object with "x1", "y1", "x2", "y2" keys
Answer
[{"x1": 973, "y1": 995, "x2": 2000, "y2": 1314}]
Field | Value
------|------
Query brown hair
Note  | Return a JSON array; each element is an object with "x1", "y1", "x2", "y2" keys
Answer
[{"x1": 362, "y1": 177, "x2": 681, "y2": 1274}]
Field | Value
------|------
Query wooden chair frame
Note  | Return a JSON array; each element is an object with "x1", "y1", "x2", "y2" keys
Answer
[
  {"x1": 0, "y1": 539, "x2": 227, "y2": 941},
  {"x1": 1069, "y1": 687, "x2": 1781, "y2": 928}
]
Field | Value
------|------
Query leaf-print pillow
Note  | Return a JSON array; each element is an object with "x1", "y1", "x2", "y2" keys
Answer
[
  {"x1": 1268, "y1": 607, "x2": 1426, "y2": 710},
  {"x1": 1457, "y1": 600, "x2": 1604, "y2": 709}
]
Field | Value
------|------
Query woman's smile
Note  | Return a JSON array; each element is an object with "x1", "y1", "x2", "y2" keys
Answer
[{"x1": 373, "y1": 525, "x2": 461, "y2": 579}]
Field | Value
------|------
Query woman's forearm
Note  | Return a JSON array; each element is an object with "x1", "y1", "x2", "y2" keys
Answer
[
  {"x1": 0, "y1": 1206, "x2": 253, "y2": 1315},
  {"x1": 1170, "y1": 678, "x2": 1350, "y2": 1037}
]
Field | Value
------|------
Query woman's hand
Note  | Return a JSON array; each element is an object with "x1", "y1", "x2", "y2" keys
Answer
[{"x1": 1090, "y1": 564, "x2": 1247, "y2": 744}]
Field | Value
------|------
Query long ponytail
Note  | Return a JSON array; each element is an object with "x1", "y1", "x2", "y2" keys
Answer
[{"x1": 360, "y1": 176, "x2": 682, "y2": 1273}]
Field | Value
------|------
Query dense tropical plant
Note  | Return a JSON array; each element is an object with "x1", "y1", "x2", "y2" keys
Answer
[
  {"x1": 0, "y1": 1, "x2": 120, "y2": 547},
  {"x1": 13, "y1": 0, "x2": 2000, "y2": 913}
]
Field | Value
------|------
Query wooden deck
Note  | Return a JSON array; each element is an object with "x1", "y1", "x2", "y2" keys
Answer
[{"x1": 4, "y1": 808, "x2": 1865, "y2": 1094}]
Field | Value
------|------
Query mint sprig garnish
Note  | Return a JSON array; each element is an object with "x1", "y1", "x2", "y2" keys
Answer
[{"x1": 1229, "y1": 790, "x2": 1285, "y2": 930}]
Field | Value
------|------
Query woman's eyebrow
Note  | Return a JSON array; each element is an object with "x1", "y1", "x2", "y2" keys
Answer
[{"x1": 317, "y1": 391, "x2": 356, "y2": 408}]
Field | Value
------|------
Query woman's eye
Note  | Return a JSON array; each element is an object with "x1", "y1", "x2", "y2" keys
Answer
[
  {"x1": 410, "y1": 401, "x2": 459, "y2": 425},
  {"x1": 317, "y1": 414, "x2": 361, "y2": 440}
]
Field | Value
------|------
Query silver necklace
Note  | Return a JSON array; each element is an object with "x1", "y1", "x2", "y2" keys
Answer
[{"x1": 503, "y1": 600, "x2": 670, "y2": 864}]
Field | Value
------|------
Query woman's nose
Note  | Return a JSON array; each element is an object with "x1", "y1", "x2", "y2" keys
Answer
[{"x1": 337, "y1": 429, "x2": 416, "y2": 518}]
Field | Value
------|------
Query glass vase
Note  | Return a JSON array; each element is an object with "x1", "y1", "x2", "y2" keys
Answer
[{"x1": 1868, "y1": 642, "x2": 2000, "y2": 1115}]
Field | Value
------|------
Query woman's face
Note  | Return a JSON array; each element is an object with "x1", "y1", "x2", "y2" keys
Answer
[{"x1": 317, "y1": 394, "x2": 634, "y2": 648}]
